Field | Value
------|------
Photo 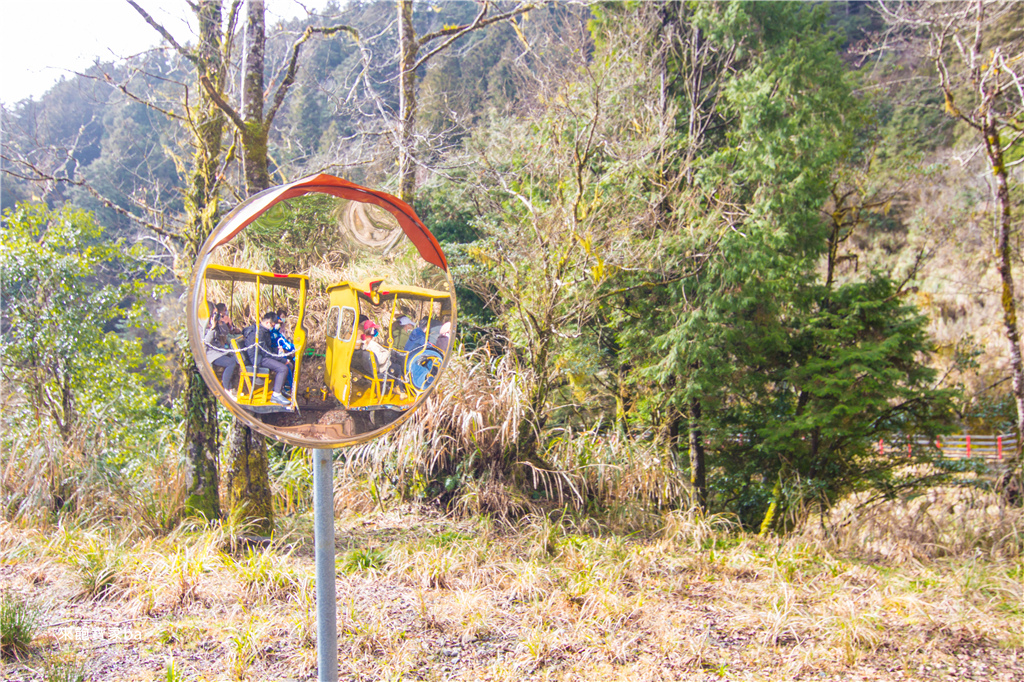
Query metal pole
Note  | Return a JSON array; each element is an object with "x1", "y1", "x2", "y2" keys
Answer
[{"x1": 312, "y1": 448, "x2": 337, "y2": 682}]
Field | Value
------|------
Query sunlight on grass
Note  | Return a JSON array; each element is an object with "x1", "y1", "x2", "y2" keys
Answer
[{"x1": 0, "y1": 492, "x2": 1019, "y2": 680}]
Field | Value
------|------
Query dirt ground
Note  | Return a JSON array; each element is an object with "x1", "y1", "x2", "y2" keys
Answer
[{"x1": 1, "y1": 506, "x2": 1021, "y2": 681}]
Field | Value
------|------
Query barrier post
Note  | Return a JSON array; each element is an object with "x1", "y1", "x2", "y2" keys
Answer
[
  {"x1": 313, "y1": 448, "x2": 338, "y2": 682},
  {"x1": 998, "y1": 435, "x2": 1003, "y2": 461},
  {"x1": 966, "y1": 434, "x2": 971, "y2": 458},
  {"x1": 878, "y1": 438, "x2": 884, "y2": 456}
]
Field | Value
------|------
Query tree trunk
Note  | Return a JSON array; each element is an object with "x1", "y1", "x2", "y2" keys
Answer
[
  {"x1": 225, "y1": 406, "x2": 274, "y2": 534},
  {"x1": 225, "y1": 0, "x2": 274, "y2": 535},
  {"x1": 516, "y1": 341, "x2": 548, "y2": 461},
  {"x1": 688, "y1": 396, "x2": 707, "y2": 512},
  {"x1": 181, "y1": 0, "x2": 228, "y2": 522},
  {"x1": 182, "y1": 355, "x2": 222, "y2": 520},
  {"x1": 985, "y1": 111, "x2": 1024, "y2": 470},
  {"x1": 397, "y1": 0, "x2": 418, "y2": 205},
  {"x1": 226, "y1": 419, "x2": 274, "y2": 534},
  {"x1": 240, "y1": 0, "x2": 271, "y2": 192}
]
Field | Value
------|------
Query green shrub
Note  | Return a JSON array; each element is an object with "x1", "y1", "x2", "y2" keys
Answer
[{"x1": 342, "y1": 547, "x2": 388, "y2": 574}]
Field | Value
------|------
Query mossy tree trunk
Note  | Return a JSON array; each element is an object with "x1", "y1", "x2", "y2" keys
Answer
[
  {"x1": 239, "y1": 0, "x2": 271, "y2": 193},
  {"x1": 397, "y1": 0, "x2": 418, "y2": 205},
  {"x1": 885, "y1": 0, "x2": 1024, "y2": 481},
  {"x1": 204, "y1": 1, "x2": 357, "y2": 534},
  {"x1": 227, "y1": 0, "x2": 274, "y2": 535},
  {"x1": 985, "y1": 114, "x2": 1024, "y2": 469},
  {"x1": 226, "y1": 419, "x2": 274, "y2": 531},
  {"x1": 178, "y1": 0, "x2": 231, "y2": 522}
]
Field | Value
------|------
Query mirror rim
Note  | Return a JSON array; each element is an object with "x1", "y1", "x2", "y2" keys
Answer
[{"x1": 186, "y1": 173, "x2": 457, "y2": 448}]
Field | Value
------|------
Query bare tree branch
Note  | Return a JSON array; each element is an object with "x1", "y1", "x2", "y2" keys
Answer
[
  {"x1": 125, "y1": 0, "x2": 194, "y2": 65},
  {"x1": 222, "y1": 0, "x2": 244, "y2": 76},
  {"x1": 76, "y1": 70, "x2": 186, "y2": 122},
  {"x1": 200, "y1": 74, "x2": 246, "y2": 131},
  {"x1": 413, "y1": 2, "x2": 542, "y2": 72},
  {"x1": 2, "y1": 156, "x2": 183, "y2": 242},
  {"x1": 265, "y1": 23, "x2": 360, "y2": 128}
]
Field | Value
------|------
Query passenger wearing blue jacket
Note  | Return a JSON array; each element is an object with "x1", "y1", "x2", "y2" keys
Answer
[
  {"x1": 404, "y1": 317, "x2": 428, "y2": 354},
  {"x1": 270, "y1": 310, "x2": 296, "y2": 394}
]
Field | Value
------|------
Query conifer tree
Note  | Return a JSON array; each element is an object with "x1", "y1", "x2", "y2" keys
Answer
[{"x1": 617, "y1": 2, "x2": 951, "y2": 524}]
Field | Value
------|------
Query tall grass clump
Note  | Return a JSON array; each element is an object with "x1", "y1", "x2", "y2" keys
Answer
[
  {"x1": 340, "y1": 347, "x2": 696, "y2": 521},
  {"x1": 543, "y1": 426, "x2": 689, "y2": 512},
  {"x1": 803, "y1": 484, "x2": 1024, "y2": 561},
  {"x1": 0, "y1": 389, "x2": 185, "y2": 533},
  {"x1": 0, "y1": 593, "x2": 38, "y2": 659},
  {"x1": 269, "y1": 445, "x2": 312, "y2": 516},
  {"x1": 59, "y1": 531, "x2": 129, "y2": 599},
  {"x1": 42, "y1": 657, "x2": 87, "y2": 682},
  {"x1": 340, "y1": 347, "x2": 537, "y2": 514},
  {"x1": 398, "y1": 347, "x2": 529, "y2": 476},
  {"x1": 230, "y1": 545, "x2": 297, "y2": 603}
]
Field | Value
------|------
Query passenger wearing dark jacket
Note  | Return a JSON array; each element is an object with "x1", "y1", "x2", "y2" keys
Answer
[
  {"x1": 255, "y1": 312, "x2": 290, "y2": 405},
  {"x1": 404, "y1": 318, "x2": 428, "y2": 353},
  {"x1": 205, "y1": 304, "x2": 239, "y2": 390}
]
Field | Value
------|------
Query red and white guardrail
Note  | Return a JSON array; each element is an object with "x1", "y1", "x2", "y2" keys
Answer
[{"x1": 877, "y1": 434, "x2": 1017, "y2": 462}]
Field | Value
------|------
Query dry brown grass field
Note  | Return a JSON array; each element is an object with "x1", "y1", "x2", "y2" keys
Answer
[{"x1": 0, "y1": 487, "x2": 1021, "y2": 682}]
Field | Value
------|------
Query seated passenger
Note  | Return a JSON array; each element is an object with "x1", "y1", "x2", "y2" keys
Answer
[
  {"x1": 435, "y1": 321, "x2": 451, "y2": 354},
  {"x1": 357, "y1": 320, "x2": 391, "y2": 377},
  {"x1": 256, "y1": 312, "x2": 290, "y2": 405},
  {"x1": 391, "y1": 315, "x2": 416, "y2": 351},
  {"x1": 216, "y1": 302, "x2": 239, "y2": 334},
  {"x1": 427, "y1": 318, "x2": 446, "y2": 346},
  {"x1": 404, "y1": 317, "x2": 428, "y2": 354},
  {"x1": 205, "y1": 303, "x2": 239, "y2": 390},
  {"x1": 270, "y1": 309, "x2": 296, "y2": 394}
]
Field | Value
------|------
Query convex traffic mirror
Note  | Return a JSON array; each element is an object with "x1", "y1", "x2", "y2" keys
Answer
[{"x1": 187, "y1": 174, "x2": 456, "y2": 447}]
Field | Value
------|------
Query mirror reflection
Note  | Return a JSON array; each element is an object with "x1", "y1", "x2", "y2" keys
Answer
[{"x1": 192, "y1": 181, "x2": 454, "y2": 445}]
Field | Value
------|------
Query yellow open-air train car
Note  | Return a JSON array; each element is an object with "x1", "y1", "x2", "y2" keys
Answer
[
  {"x1": 201, "y1": 265, "x2": 309, "y2": 413},
  {"x1": 324, "y1": 279, "x2": 451, "y2": 411}
]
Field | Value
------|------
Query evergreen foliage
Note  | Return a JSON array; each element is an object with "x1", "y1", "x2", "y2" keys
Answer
[{"x1": 615, "y1": 3, "x2": 954, "y2": 525}]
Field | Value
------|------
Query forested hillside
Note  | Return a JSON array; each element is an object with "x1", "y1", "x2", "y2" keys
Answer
[{"x1": 3, "y1": 0, "x2": 1022, "y2": 526}]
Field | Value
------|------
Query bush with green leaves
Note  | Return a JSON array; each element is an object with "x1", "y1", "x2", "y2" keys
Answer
[
  {"x1": 609, "y1": 3, "x2": 954, "y2": 528},
  {"x1": 0, "y1": 202, "x2": 171, "y2": 519}
]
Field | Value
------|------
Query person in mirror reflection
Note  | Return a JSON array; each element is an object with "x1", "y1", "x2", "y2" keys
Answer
[
  {"x1": 392, "y1": 315, "x2": 416, "y2": 351},
  {"x1": 427, "y1": 317, "x2": 446, "y2": 346},
  {"x1": 270, "y1": 309, "x2": 296, "y2": 394},
  {"x1": 205, "y1": 302, "x2": 238, "y2": 391},
  {"x1": 404, "y1": 317, "x2": 428, "y2": 353},
  {"x1": 215, "y1": 302, "x2": 239, "y2": 335},
  {"x1": 435, "y1": 321, "x2": 451, "y2": 354},
  {"x1": 257, "y1": 312, "x2": 290, "y2": 405},
  {"x1": 358, "y1": 320, "x2": 392, "y2": 376}
]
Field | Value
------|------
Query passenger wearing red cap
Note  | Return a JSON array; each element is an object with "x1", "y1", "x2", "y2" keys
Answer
[{"x1": 357, "y1": 319, "x2": 391, "y2": 375}]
